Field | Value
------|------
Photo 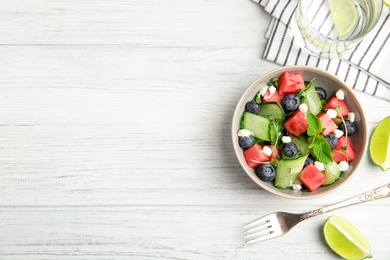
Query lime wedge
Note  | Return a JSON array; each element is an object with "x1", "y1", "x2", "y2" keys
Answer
[
  {"x1": 324, "y1": 216, "x2": 373, "y2": 260},
  {"x1": 369, "y1": 116, "x2": 390, "y2": 171},
  {"x1": 385, "y1": 0, "x2": 390, "y2": 7},
  {"x1": 327, "y1": 0, "x2": 358, "y2": 38}
]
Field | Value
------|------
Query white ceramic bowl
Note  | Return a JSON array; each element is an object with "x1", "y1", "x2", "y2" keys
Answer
[{"x1": 232, "y1": 66, "x2": 367, "y2": 199}]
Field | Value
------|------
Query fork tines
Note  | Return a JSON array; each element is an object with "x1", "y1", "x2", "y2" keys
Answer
[{"x1": 242, "y1": 216, "x2": 275, "y2": 244}]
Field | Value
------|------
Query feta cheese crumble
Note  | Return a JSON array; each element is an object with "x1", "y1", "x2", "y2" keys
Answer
[
  {"x1": 292, "y1": 183, "x2": 302, "y2": 191},
  {"x1": 261, "y1": 85, "x2": 269, "y2": 96},
  {"x1": 326, "y1": 109, "x2": 337, "y2": 119},
  {"x1": 282, "y1": 136, "x2": 292, "y2": 143},
  {"x1": 348, "y1": 112, "x2": 355, "y2": 123},
  {"x1": 262, "y1": 146, "x2": 272, "y2": 157},
  {"x1": 237, "y1": 129, "x2": 253, "y2": 137},
  {"x1": 292, "y1": 180, "x2": 302, "y2": 191},
  {"x1": 336, "y1": 89, "x2": 345, "y2": 100},
  {"x1": 334, "y1": 129, "x2": 344, "y2": 138},
  {"x1": 338, "y1": 161, "x2": 349, "y2": 171},
  {"x1": 299, "y1": 103, "x2": 308, "y2": 113},
  {"x1": 269, "y1": 86, "x2": 276, "y2": 94},
  {"x1": 314, "y1": 161, "x2": 325, "y2": 171}
]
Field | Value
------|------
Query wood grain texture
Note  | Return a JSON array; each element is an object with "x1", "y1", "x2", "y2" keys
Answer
[
  {"x1": 0, "y1": 0, "x2": 266, "y2": 46},
  {"x1": 0, "y1": 0, "x2": 389, "y2": 259},
  {"x1": 1, "y1": 206, "x2": 389, "y2": 259}
]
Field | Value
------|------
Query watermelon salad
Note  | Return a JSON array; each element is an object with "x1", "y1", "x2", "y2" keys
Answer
[{"x1": 238, "y1": 71, "x2": 358, "y2": 192}]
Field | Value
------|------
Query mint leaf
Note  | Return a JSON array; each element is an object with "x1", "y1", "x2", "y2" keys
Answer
[
  {"x1": 308, "y1": 135, "x2": 316, "y2": 149},
  {"x1": 306, "y1": 113, "x2": 322, "y2": 136},
  {"x1": 255, "y1": 91, "x2": 262, "y2": 103},
  {"x1": 306, "y1": 111, "x2": 332, "y2": 164},
  {"x1": 267, "y1": 77, "x2": 279, "y2": 87},
  {"x1": 312, "y1": 136, "x2": 332, "y2": 164}
]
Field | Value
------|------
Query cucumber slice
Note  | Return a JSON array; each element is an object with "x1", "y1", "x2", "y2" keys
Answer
[
  {"x1": 258, "y1": 102, "x2": 285, "y2": 121},
  {"x1": 275, "y1": 154, "x2": 309, "y2": 189},
  {"x1": 281, "y1": 136, "x2": 310, "y2": 160},
  {"x1": 258, "y1": 102, "x2": 285, "y2": 143},
  {"x1": 322, "y1": 160, "x2": 342, "y2": 185},
  {"x1": 302, "y1": 82, "x2": 322, "y2": 115},
  {"x1": 240, "y1": 112, "x2": 271, "y2": 141}
]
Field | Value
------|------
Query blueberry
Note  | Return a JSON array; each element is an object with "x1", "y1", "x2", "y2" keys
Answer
[
  {"x1": 256, "y1": 163, "x2": 276, "y2": 182},
  {"x1": 282, "y1": 94, "x2": 300, "y2": 111},
  {"x1": 245, "y1": 101, "x2": 260, "y2": 114},
  {"x1": 325, "y1": 134, "x2": 338, "y2": 148},
  {"x1": 282, "y1": 142, "x2": 299, "y2": 157},
  {"x1": 315, "y1": 87, "x2": 327, "y2": 100},
  {"x1": 304, "y1": 156, "x2": 315, "y2": 167},
  {"x1": 339, "y1": 120, "x2": 357, "y2": 135},
  {"x1": 238, "y1": 135, "x2": 254, "y2": 149}
]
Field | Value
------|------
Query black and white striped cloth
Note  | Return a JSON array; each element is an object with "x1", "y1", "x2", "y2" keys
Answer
[{"x1": 252, "y1": 0, "x2": 390, "y2": 101}]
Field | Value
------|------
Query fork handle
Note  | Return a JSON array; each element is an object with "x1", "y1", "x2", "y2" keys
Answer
[{"x1": 300, "y1": 183, "x2": 390, "y2": 220}]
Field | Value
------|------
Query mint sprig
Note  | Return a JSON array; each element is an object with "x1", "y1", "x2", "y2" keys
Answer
[
  {"x1": 306, "y1": 113, "x2": 322, "y2": 136},
  {"x1": 312, "y1": 135, "x2": 332, "y2": 164},
  {"x1": 307, "y1": 112, "x2": 332, "y2": 164}
]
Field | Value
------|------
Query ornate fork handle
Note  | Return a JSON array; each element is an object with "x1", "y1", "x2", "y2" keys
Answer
[
  {"x1": 358, "y1": 183, "x2": 390, "y2": 201},
  {"x1": 300, "y1": 183, "x2": 390, "y2": 220}
]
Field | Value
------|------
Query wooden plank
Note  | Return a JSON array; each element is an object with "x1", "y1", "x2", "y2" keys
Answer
[
  {"x1": 0, "y1": 206, "x2": 389, "y2": 259},
  {"x1": 0, "y1": 0, "x2": 267, "y2": 46},
  {"x1": 0, "y1": 45, "x2": 272, "y2": 125}
]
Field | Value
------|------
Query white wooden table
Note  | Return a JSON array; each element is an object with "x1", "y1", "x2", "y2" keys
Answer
[{"x1": 0, "y1": 1, "x2": 389, "y2": 259}]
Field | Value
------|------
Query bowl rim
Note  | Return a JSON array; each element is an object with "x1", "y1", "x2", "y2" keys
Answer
[{"x1": 231, "y1": 65, "x2": 367, "y2": 199}]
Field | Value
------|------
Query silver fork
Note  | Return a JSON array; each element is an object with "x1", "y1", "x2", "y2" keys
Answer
[{"x1": 243, "y1": 183, "x2": 390, "y2": 244}]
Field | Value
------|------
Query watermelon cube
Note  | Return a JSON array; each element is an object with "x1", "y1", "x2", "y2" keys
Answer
[
  {"x1": 324, "y1": 96, "x2": 350, "y2": 118},
  {"x1": 243, "y1": 144, "x2": 270, "y2": 168},
  {"x1": 266, "y1": 145, "x2": 280, "y2": 164},
  {"x1": 262, "y1": 90, "x2": 284, "y2": 105},
  {"x1": 331, "y1": 136, "x2": 355, "y2": 162},
  {"x1": 317, "y1": 113, "x2": 338, "y2": 136},
  {"x1": 278, "y1": 72, "x2": 306, "y2": 95},
  {"x1": 284, "y1": 110, "x2": 308, "y2": 136},
  {"x1": 299, "y1": 164, "x2": 326, "y2": 191}
]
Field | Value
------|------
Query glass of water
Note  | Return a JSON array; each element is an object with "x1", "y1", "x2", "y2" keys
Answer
[{"x1": 291, "y1": 0, "x2": 383, "y2": 59}]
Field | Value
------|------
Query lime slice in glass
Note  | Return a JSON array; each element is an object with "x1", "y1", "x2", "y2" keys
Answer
[
  {"x1": 323, "y1": 216, "x2": 373, "y2": 260},
  {"x1": 327, "y1": 0, "x2": 359, "y2": 38},
  {"x1": 385, "y1": 0, "x2": 390, "y2": 7},
  {"x1": 369, "y1": 116, "x2": 390, "y2": 171}
]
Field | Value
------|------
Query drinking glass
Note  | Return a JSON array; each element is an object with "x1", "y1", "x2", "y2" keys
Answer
[{"x1": 290, "y1": 0, "x2": 383, "y2": 59}]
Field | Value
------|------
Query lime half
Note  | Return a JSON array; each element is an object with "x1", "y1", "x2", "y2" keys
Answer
[
  {"x1": 369, "y1": 116, "x2": 390, "y2": 171},
  {"x1": 327, "y1": 0, "x2": 359, "y2": 38},
  {"x1": 324, "y1": 216, "x2": 373, "y2": 260}
]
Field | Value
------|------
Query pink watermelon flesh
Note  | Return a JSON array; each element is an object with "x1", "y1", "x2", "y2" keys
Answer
[
  {"x1": 317, "y1": 112, "x2": 338, "y2": 136},
  {"x1": 243, "y1": 144, "x2": 270, "y2": 168},
  {"x1": 278, "y1": 72, "x2": 306, "y2": 95},
  {"x1": 331, "y1": 136, "x2": 355, "y2": 162},
  {"x1": 284, "y1": 110, "x2": 308, "y2": 136},
  {"x1": 324, "y1": 96, "x2": 350, "y2": 118},
  {"x1": 299, "y1": 164, "x2": 326, "y2": 191},
  {"x1": 262, "y1": 90, "x2": 284, "y2": 105}
]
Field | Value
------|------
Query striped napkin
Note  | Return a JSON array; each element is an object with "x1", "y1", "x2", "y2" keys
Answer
[{"x1": 252, "y1": 0, "x2": 390, "y2": 101}]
